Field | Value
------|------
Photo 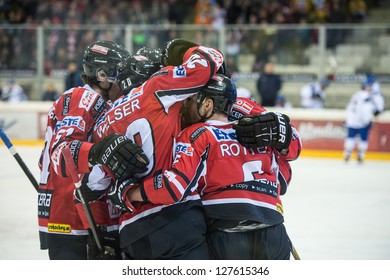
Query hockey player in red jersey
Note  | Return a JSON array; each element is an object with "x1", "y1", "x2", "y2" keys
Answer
[
  {"x1": 124, "y1": 74, "x2": 299, "y2": 259},
  {"x1": 38, "y1": 40, "x2": 148, "y2": 260},
  {"x1": 91, "y1": 39, "x2": 225, "y2": 259},
  {"x1": 230, "y1": 96, "x2": 301, "y2": 195}
]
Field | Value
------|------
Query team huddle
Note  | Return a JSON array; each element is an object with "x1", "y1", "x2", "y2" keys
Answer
[{"x1": 37, "y1": 38, "x2": 302, "y2": 260}]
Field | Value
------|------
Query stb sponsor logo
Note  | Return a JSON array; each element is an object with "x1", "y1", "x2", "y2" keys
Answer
[
  {"x1": 175, "y1": 143, "x2": 194, "y2": 156},
  {"x1": 173, "y1": 66, "x2": 186, "y2": 78},
  {"x1": 48, "y1": 223, "x2": 71, "y2": 233},
  {"x1": 210, "y1": 127, "x2": 236, "y2": 141},
  {"x1": 55, "y1": 116, "x2": 86, "y2": 132}
]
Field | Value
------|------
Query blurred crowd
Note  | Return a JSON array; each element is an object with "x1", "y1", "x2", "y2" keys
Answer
[
  {"x1": 0, "y1": 0, "x2": 377, "y2": 26},
  {"x1": 0, "y1": 0, "x2": 378, "y2": 71}
]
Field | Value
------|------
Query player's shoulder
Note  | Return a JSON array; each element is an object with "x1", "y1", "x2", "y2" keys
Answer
[
  {"x1": 232, "y1": 97, "x2": 265, "y2": 118},
  {"x1": 178, "y1": 122, "x2": 208, "y2": 142}
]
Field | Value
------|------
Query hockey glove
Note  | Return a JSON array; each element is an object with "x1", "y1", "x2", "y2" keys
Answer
[
  {"x1": 107, "y1": 178, "x2": 140, "y2": 213},
  {"x1": 87, "y1": 226, "x2": 120, "y2": 260},
  {"x1": 161, "y1": 38, "x2": 198, "y2": 66},
  {"x1": 89, "y1": 133, "x2": 149, "y2": 181},
  {"x1": 233, "y1": 112, "x2": 292, "y2": 150}
]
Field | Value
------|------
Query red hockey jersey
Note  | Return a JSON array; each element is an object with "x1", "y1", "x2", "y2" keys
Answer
[
  {"x1": 231, "y1": 97, "x2": 302, "y2": 194},
  {"x1": 143, "y1": 120, "x2": 285, "y2": 225},
  {"x1": 141, "y1": 97, "x2": 302, "y2": 225},
  {"x1": 92, "y1": 45, "x2": 224, "y2": 247},
  {"x1": 38, "y1": 85, "x2": 114, "y2": 244}
]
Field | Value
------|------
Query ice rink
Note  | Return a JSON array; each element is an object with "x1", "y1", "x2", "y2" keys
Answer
[{"x1": 1, "y1": 145, "x2": 390, "y2": 260}]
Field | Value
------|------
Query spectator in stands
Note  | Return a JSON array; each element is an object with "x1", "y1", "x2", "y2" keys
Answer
[
  {"x1": 349, "y1": 0, "x2": 367, "y2": 23},
  {"x1": 300, "y1": 75, "x2": 332, "y2": 109},
  {"x1": 41, "y1": 82, "x2": 60, "y2": 101},
  {"x1": 1, "y1": 78, "x2": 28, "y2": 103},
  {"x1": 326, "y1": 0, "x2": 348, "y2": 49},
  {"x1": 256, "y1": 62, "x2": 282, "y2": 107},
  {"x1": 194, "y1": 0, "x2": 212, "y2": 25},
  {"x1": 64, "y1": 61, "x2": 83, "y2": 90}
]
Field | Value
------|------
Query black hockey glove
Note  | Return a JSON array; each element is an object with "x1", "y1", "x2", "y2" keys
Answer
[
  {"x1": 89, "y1": 133, "x2": 149, "y2": 181},
  {"x1": 87, "y1": 226, "x2": 121, "y2": 260},
  {"x1": 107, "y1": 178, "x2": 140, "y2": 213},
  {"x1": 233, "y1": 112, "x2": 292, "y2": 151},
  {"x1": 161, "y1": 38, "x2": 198, "y2": 66}
]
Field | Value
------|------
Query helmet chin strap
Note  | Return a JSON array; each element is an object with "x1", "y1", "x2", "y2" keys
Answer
[{"x1": 197, "y1": 102, "x2": 215, "y2": 122}]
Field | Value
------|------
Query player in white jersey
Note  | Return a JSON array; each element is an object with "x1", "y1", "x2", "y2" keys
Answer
[
  {"x1": 300, "y1": 76, "x2": 331, "y2": 109},
  {"x1": 344, "y1": 79, "x2": 385, "y2": 163}
]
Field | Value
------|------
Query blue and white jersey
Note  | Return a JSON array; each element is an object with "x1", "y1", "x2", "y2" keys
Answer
[{"x1": 345, "y1": 89, "x2": 384, "y2": 128}]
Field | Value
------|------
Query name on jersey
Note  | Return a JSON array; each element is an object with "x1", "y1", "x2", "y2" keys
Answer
[
  {"x1": 55, "y1": 116, "x2": 86, "y2": 132},
  {"x1": 173, "y1": 66, "x2": 186, "y2": 78},
  {"x1": 209, "y1": 127, "x2": 267, "y2": 157},
  {"x1": 95, "y1": 99, "x2": 141, "y2": 138}
]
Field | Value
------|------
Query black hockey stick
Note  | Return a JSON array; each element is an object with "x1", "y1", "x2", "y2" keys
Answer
[
  {"x1": 0, "y1": 127, "x2": 39, "y2": 192},
  {"x1": 62, "y1": 146, "x2": 103, "y2": 253}
]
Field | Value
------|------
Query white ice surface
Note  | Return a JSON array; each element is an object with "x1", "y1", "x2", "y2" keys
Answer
[{"x1": 0, "y1": 146, "x2": 389, "y2": 260}]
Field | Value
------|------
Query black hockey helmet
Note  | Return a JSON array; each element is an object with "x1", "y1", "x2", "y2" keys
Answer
[
  {"x1": 116, "y1": 54, "x2": 157, "y2": 94},
  {"x1": 197, "y1": 74, "x2": 237, "y2": 116},
  {"x1": 82, "y1": 40, "x2": 130, "y2": 83},
  {"x1": 136, "y1": 47, "x2": 163, "y2": 73}
]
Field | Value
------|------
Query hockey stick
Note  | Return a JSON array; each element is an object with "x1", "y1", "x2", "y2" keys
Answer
[
  {"x1": 62, "y1": 146, "x2": 103, "y2": 253},
  {"x1": 290, "y1": 242, "x2": 301, "y2": 260},
  {"x1": 0, "y1": 127, "x2": 39, "y2": 192},
  {"x1": 287, "y1": 235, "x2": 301, "y2": 260}
]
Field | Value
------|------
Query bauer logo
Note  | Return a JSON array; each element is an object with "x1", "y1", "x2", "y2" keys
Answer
[
  {"x1": 48, "y1": 223, "x2": 71, "y2": 233},
  {"x1": 175, "y1": 143, "x2": 194, "y2": 156},
  {"x1": 173, "y1": 66, "x2": 186, "y2": 78}
]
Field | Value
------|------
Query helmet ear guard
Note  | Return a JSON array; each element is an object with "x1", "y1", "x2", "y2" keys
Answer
[
  {"x1": 116, "y1": 55, "x2": 157, "y2": 94},
  {"x1": 197, "y1": 74, "x2": 237, "y2": 117},
  {"x1": 136, "y1": 47, "x2": 163, "y2": 73}
]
